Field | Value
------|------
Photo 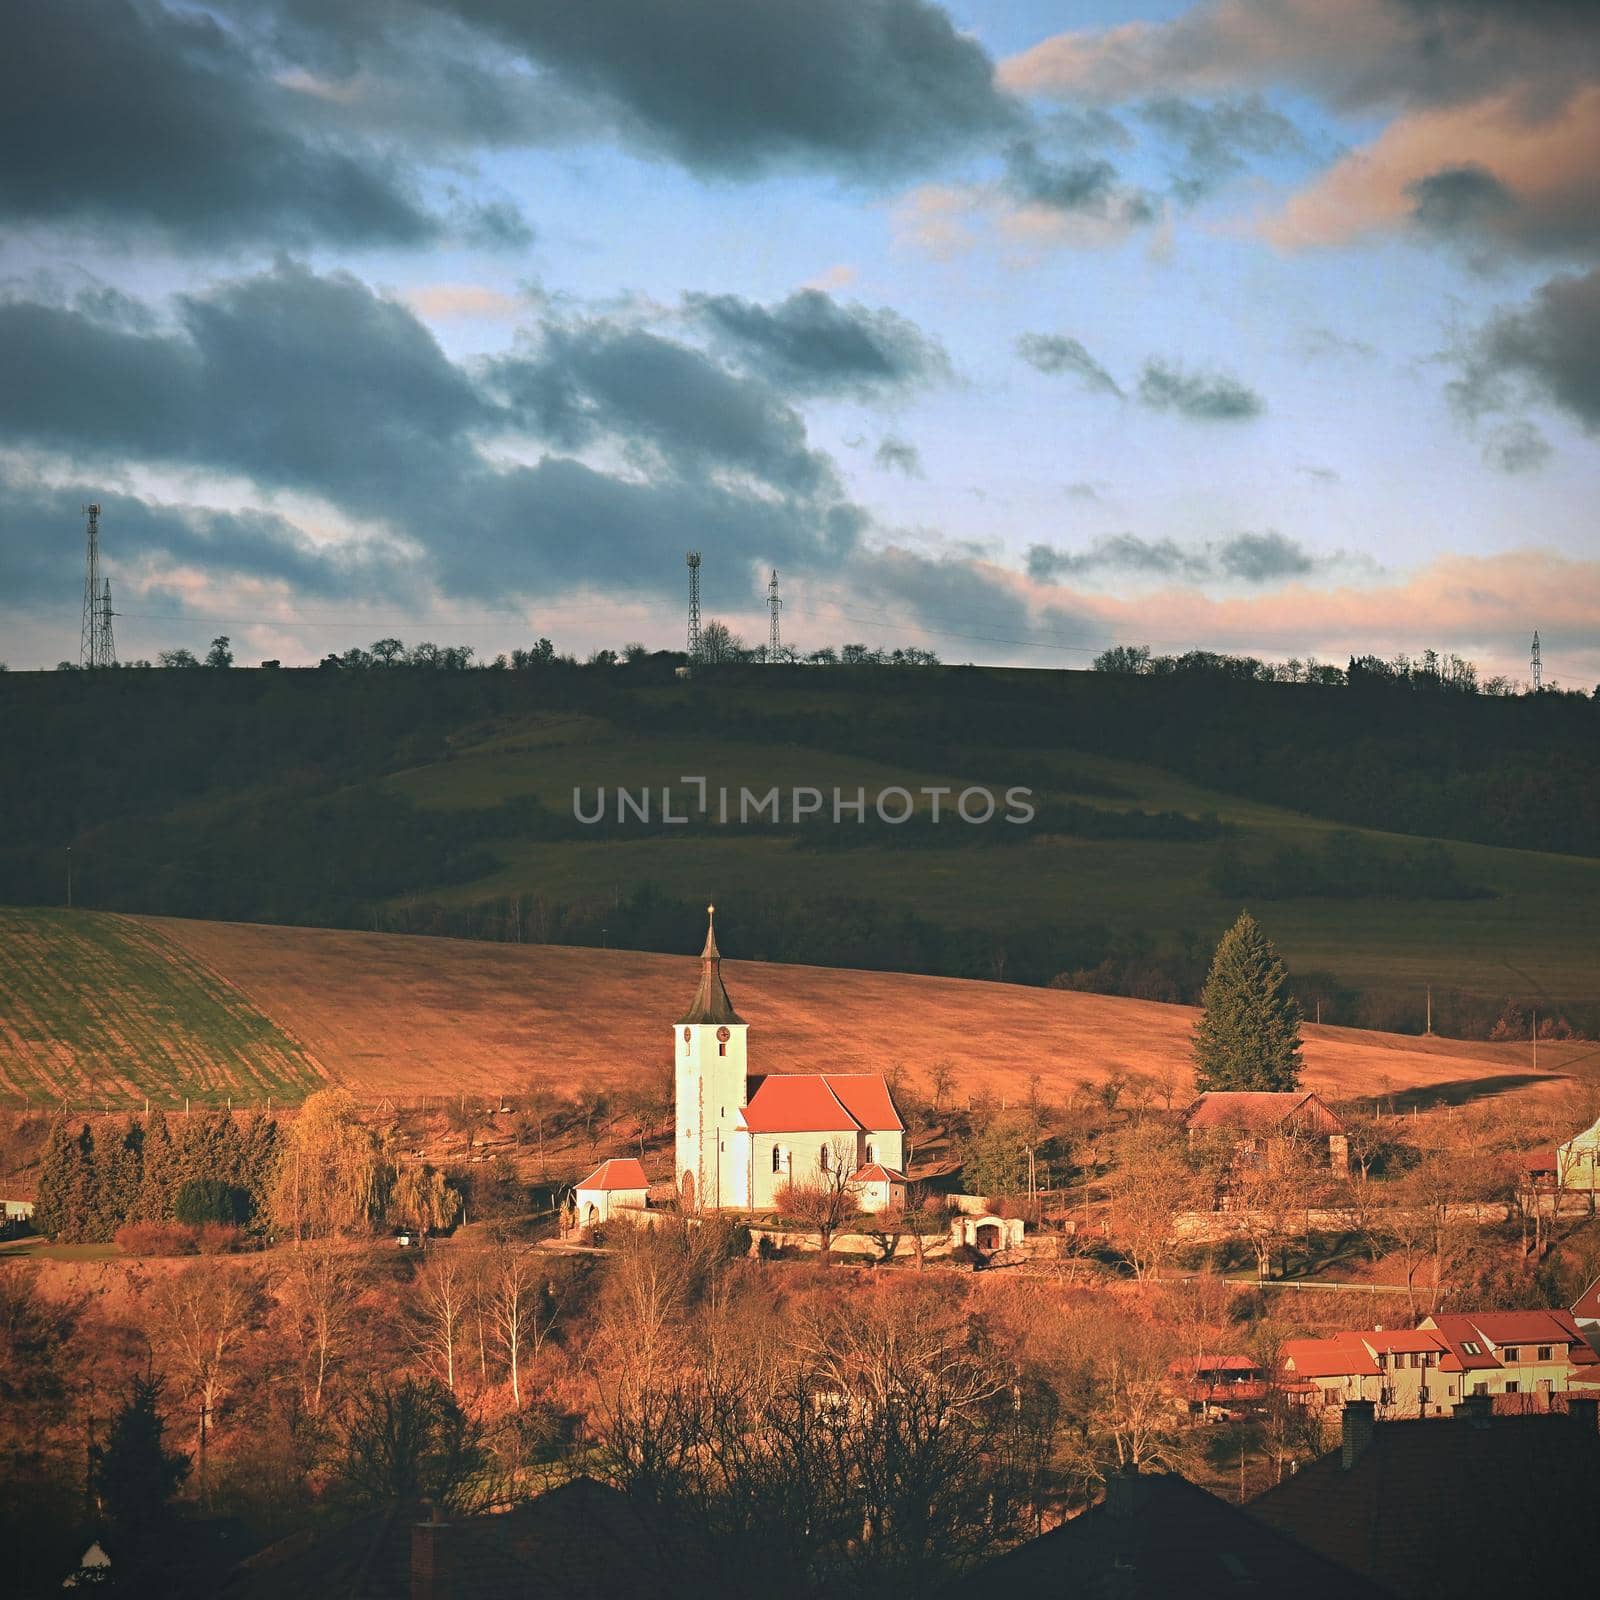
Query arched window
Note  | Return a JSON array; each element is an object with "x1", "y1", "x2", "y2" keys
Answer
[
  {"x1": 819, "y1": 1144, "x2": 831, "y2": 1173},
  {"x1": 865, "y1": 1142, "x2": 875, "y2": 1165},
  {"x1": 772, "y1": 1145, "x2": 783, "y2": 1173}
]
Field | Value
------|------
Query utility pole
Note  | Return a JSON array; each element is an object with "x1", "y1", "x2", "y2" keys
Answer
[
  {"x1": 1532, "y1": 1008, "x2": 1538, "y2": 1071},
  {"x1": 1425, "y1": 985, "x2": 1432, "y2": 1036},
  {"x1": 65, "y1": 845, "x2": 72, "y2": 909}
]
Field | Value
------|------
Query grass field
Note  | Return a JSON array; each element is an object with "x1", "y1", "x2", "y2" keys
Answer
[
  {"x1": 379, "y1": 714, "x2": 1600, "y2": 1010},
  {"x1": 0, "y1": 909, "x2": 325, "y2": 1105},
  {"x1": 146, "y1": 914, "x2": 1597, "y2": 1118}
]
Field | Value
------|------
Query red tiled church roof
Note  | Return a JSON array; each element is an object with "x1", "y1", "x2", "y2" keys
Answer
[
  {"x1": 849, "y1": 1163, "x2": 906, "y2": 1184},
  {"x1": 739, "y1": 1074, "x2": 903, "y2": 1135}
]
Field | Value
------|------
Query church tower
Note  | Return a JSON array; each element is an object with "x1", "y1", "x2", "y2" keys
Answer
[{"x1": 674, "y1": 904, "x2": 748, "y2": 1211}]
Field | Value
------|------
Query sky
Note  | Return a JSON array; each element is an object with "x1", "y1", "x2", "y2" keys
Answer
[{"x1": 2, "y1": 0, "x2": 1597, "y2": 683}]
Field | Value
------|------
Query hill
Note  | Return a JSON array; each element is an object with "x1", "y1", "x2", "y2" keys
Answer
[
  {"x1": 1, "y1": 910, "x2": 1589, "y2": 1115},
  {"x1": 2, "y1": 664, "x2": 1596, "y2": 1031}
]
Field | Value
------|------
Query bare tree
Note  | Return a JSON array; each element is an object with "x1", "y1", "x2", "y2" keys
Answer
[
  {"x1": 928, "y1": 1061, "x2": 956, "y2": 1115},
  {"x1": 487, "y1": 1241, "x2": 564, "y2": 1408},
  {"x1": 413, "y1": 1250, "x2": 474, "y2": 1394},
  {"x1": 278, "y1": 1242, "x2": 365, "y2": 1415},
  {"x1": 1106, "y1": 1120, "x2": 1194, "y2": 1281},
  {"x1": 150, "y1": 1262, "x2": 265, "y2": 1501}
]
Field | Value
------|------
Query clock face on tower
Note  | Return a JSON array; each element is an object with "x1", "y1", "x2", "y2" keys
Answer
[{"x1": 716, "y1": 1026, "x2": 731, "y2": 1042}]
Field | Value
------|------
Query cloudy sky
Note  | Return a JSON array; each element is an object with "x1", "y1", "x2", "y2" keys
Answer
[{"x1": 3, "y1": 0, "x2": 1596, "y2": 681}]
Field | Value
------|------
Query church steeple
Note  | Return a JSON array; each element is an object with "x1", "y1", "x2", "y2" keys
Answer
[{"x1": 678, "y1": 903, "x2": 744, "y2": 1025}]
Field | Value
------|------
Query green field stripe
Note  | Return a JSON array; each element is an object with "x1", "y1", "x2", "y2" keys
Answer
[{"x1": 0, "y1": 908, "x2": 325, "y2": 1105}]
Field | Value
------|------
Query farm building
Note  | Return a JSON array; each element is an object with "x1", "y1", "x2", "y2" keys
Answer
[{"x1": 1183, "y1": 1090, "x2": 1348, "y2": 1173}]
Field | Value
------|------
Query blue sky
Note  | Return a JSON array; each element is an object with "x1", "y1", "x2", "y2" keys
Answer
[{"x1": 2, "y1": 1, "x2": 1596, "y2": 682}]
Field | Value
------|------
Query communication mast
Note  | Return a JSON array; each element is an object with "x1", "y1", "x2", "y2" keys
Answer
[
  {"x1": 685, "y1": 550, "x2": 702, "y2": 661},
  {"x1": 100, "y1": 578, "x2": 116, "y2": 667},
  {"x1": 1530, "y1": 630, "x2": 1542, "y2": 692},
  {"x1": 80, "y1": 503, "x2": 116, "y2": 668},
  {"x1": 767, "y1": 569, "x2": 782, "y2": 662}
]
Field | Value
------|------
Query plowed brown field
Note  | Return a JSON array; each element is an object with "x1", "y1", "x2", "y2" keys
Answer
[{"x1": 148, "y1": 915, "x2": 1593, "y2": 1115}]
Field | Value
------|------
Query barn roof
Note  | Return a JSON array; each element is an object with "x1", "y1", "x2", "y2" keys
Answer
[{"x1": 1183, "y1": 1091, "x2": 1344, "y2": 1135}]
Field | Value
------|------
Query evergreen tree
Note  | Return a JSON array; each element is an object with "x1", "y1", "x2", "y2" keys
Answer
[
  {"x1": 134, "y1": 1110, "x2": 178, "y2": 1222},
  {"x1": 1193, "y1": 911, "x2": 1304, "y2": 1091},
  {"x1": 35, "y1": 1122, "x2": 102, "y2": 1242},
  {"x1": 91, "y1": 1120, "x2": 143, "y2": 1240},
  {"x1": 31, "y1": 1120, "x2": 79, "y2": 1240},
  {"x1": 237, "y1": 1113, "x2": 281, "y2": 1226},
  {"x1": 93, "y1": 1373, "x2": 190, "y2": 1590}
]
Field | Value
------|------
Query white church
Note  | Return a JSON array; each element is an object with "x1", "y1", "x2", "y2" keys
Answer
[{"x1": 675, "y1": 906, "x2": 907, "y2": 1213}]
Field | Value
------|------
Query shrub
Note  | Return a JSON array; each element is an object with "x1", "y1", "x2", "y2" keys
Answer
[
  {"x1": 195, "y1": 1223, "x2": 245, "y2": 1255},
  {"x1": 114, "y1": 1222, "x2": 197, "y2": 1257}
]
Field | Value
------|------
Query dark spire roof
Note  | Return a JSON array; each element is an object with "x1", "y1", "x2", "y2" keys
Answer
[{"x1": 678, "y1": 904, "x2": 744, "y2": 1026}]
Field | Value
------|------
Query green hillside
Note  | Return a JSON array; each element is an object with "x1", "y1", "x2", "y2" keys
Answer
[
  {"x1": 372, "y1": 709, "x2": 1600, "y2": 1023},
  {"x1": 0, "y1": 909, "x2": 323, "y2": 1105}
]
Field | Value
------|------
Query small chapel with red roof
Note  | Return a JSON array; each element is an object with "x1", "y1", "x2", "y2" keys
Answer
[{"x1": 674, "y1": 905, "x2": 906, "y2": 1213}]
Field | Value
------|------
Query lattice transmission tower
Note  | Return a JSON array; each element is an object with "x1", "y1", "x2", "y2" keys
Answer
[
  {"x1": 1530, "y1": 630, "x2": 1542, "y2": 692},
  {"x1": 80, "y1": 503, "x2": 117, "y2": 668},
  {"x1": 685, "y1": 550, "x2": 702, "y2": 660},
  {"x1": 767, "y1": 569, "x2": 782, "y2": 662}
]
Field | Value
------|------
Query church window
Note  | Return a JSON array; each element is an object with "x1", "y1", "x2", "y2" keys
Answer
[
  {"x1": 719, "y1": 1042, "x2": 727, "y2": 1056},
  {"x1": 865, "y1": 1143, "x2": 875, "y2": 1164},
  {"x1": 772, "y1": 1146, "x2": 783, "y2": 1173},
  {"x1": 819, "y1": 1145, "x2": 831, "y2": 1172}
]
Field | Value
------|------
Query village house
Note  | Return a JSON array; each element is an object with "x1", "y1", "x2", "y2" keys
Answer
[
  {"x1": 1554, "y1": 1112, "x2": 1600, "y2": 1192},
  {"x1": 1169, "y1": 1354, "x2": 1271, "y2": 1419},
  {"x1": 674, "y1": 906, "x2": 905, "y2": 1213},
  {"x1": 1182, "y1": 1090, "x2": 1348, "y2": 1174},
  {"x1": 571, "y1": 1157, "x2": 650, "y2": 1227},
  {"x1": 1573, "y1": 1273, "x2": 1600, "y2": 1338},
  {"x1": 1280, "y1": 1308, "x2": 1599, "y2": 1418}
]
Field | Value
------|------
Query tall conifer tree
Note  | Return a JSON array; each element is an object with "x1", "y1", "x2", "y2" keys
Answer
[{"x1": 1193, "y1": 911, "x2": 1304, "y2": 1091}]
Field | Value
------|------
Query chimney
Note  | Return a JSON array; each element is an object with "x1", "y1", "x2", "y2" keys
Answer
[
  {"x1": 1452, "y1": 1393, "x2": 1493, "y2": 1430},
  {"x1": 412, "y1": 1501, "x2": 452, "y2": 1600},
  {"x1": 1341, "y1": 1400, "x2": 1376, "y2": 1469},
  {"x1": 1567, "y1": 1396, "x2": 1599, "y2": 1433}
]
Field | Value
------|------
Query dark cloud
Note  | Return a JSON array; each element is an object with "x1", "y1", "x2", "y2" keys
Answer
[
  {"x1": 0, "y1": 470, "x2": 413, "y2": 610},
  {"x1": 490, "y1": 321, "x2": 833, "y2": 494},
  {"x1": 1015, "y1": 333, "x2": 1124, "y2": 395},
  {"x1": 1140, "y1": 94, "x2": 1304, "y2": 201},
  {"x1": 0, "y1": 264, "x2": 492, "y2": 516},
  {"x1": 1027, "y1": 530, "x2": 1318, "y2": 584},
  {"x1": 1481, "y1": 420, "x2": 1553, "y2": 473},
  {"x1": 873, "y1": 436, "x2": 923, "y2": 477},
  {"x1": 1407, "y1": 164, "x2": 1516, "y2": 236},
  {"x1": 1136, "y1": 360, "x2": 1265, "y2": 421},
  {"x1": 420, "y1": 0, "x2": 1019, "y2": 179},
  {"x1": 0, "y1": 264, "x2": 869, "y2": 619},
  {"x1": 0, "y1": 0, "x2": 452, "y2": 250},
  {"x1": 1452, "y1": 266, "x2": 1600, "y2": 431},
  {"x1": 1002, "y1": 140, "x2": 1159, "y2": 223},
  {"x1": 688, "y1": 289, "x2": 950, "y2": 397},
  {"x1": 1065, "y1": 481, "x2": 1102, "y2": 501}
]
